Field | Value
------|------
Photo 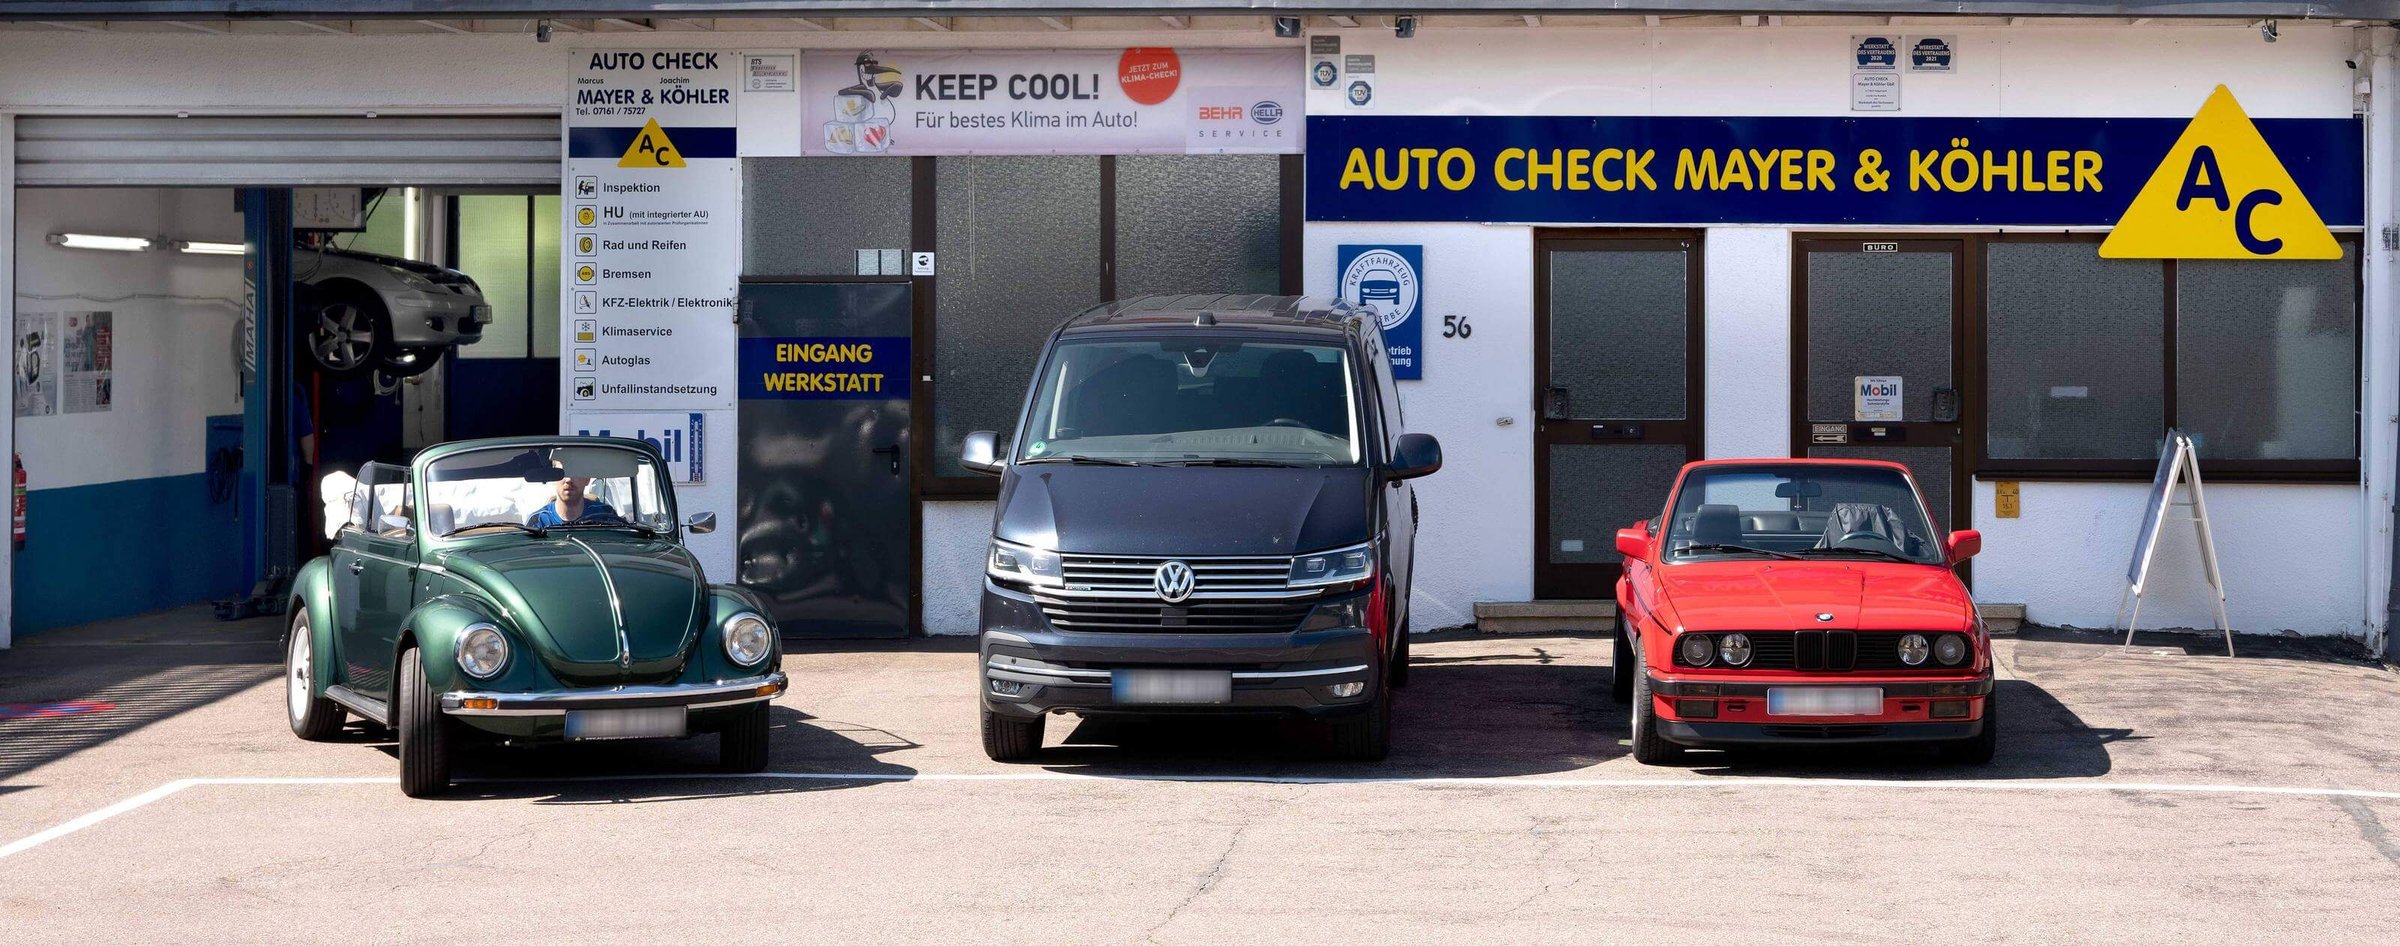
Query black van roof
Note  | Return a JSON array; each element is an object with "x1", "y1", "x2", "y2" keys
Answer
[{"x1": 1060, "y1": 294, "x2": 1366, "y2": 336}]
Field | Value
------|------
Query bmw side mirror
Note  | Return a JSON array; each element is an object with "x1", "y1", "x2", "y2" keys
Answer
[
  {"x1": 1945, "y1": 529, "x2": 1982, "y2": 565},
  {"x1": 1616, "y1": 526, "x2": 1651, "y2": 561},
  {"x1": 685, "y1": 511, "x2": 717, "y2": 535},
  {"x1": 1387, "y1": 433, "x2": 1443, "y2": 481},
  {"x1": 960, "y1": 430, "x2": 1003, "y2": 475}
]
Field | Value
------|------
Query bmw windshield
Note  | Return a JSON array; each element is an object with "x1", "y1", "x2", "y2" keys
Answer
[
  {"x1": 1014, "y1": 336, "x2": 1363, "y2": 467},
  {"x1": 1663, "y1": 464, "x2": 1944, "y2": 565}
]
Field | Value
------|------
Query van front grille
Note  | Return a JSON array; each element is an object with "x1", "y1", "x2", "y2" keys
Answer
[{"x1": 1034, "y1": 553, "x2": 1315, "y2": 633}]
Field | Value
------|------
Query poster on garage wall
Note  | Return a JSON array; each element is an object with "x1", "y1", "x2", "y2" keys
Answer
[
  {"x1": 14, "y1": 311, "x2": 57, "y2": 417},
  {"x1": 562, "y1": 49, "x2": 742, "y2": 413},
  {"x1": 798, "y1": 47, "x2": 1302, "y2": 155},
  {"x1": 60, "y1": 311, "x2": 111, "y2": 415}
]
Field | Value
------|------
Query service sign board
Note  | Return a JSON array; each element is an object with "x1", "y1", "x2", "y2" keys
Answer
[
  {"x1": 799, "y1": 47, "x2": 1302, "y2": 155},
  {"x1": 1335, "y1": 245, "x2": 1422, "y2": 380},
  {"x1": 738, "y1": 337, "x2": 913, "y2": 401},
  {"x1": 568, "y1": 411, "x2": 708, "y2": 484},
  {"x1": 1304, "y1": 111, "x2": 2363, "y2": 230},
  {"x1": 564, "y1": 49, "x2": 742, "y2": 410}
]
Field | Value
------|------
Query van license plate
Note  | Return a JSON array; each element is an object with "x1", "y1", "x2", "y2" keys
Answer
[
  {"x1": 565, "y1": 707, "x2": 686, "y2": 740},
  {"x1": 1113, "y1": 670, "x2": 1232, "y2": 705},
  {"x1": 1766, "y1": 687, "x2": 1883, "y2": 716}
]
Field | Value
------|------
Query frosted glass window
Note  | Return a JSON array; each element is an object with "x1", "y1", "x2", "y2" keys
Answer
[
  {"x1": 1547, "y1": 248, "x2": 1688, "y2": 419},
  {"x1": 454, "y1": 195, "x2": 530, "y2": 359},
  {"x1": 933, "y1": 156, "x2": 1103, "y2": 477},
  {"x1": 1115, "y1": 154, "x2": 1281, "y2": 296},
  {"x1": 744, "y1": 158, "x2": 912, "y2": 277},
  {"x1": 1548, "y1": 444, "x2": 1686, "y2": 565},
  {"x1": 1984, "y1": 243, "x2": 2164, "y2": 459},
  {"x1": 1805, "y1": 251, "x2": 1952, "y2": 422},
  {"x1": 2178, "y1": 247, "x2": 2357, "y2": 460}
]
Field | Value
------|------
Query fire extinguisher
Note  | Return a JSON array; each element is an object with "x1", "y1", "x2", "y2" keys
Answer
[{"x1": 12, "y1": 453, "x2": 26, "y2": 550}]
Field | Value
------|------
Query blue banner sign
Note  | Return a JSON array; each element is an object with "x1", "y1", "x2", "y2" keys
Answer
[
  {"x1": 1305, "y1": 114, "x2": 2362, "y2": 226},
  {"x1": 1335, "y1": 244, "x2": 1423, "y2": 380},
  {"x1": 739, "y1": 336, "x2": 911, "y2": 400}
]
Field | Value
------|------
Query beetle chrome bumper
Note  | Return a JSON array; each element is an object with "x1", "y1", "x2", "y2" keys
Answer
[{"x1": 440, "y1": 672, "x2": 787, "y2": 717}]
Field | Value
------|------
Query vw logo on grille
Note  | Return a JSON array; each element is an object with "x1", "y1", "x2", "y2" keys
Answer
[{"x1": 1153, "y1": 560, "x2": 1196, "y2": 603}]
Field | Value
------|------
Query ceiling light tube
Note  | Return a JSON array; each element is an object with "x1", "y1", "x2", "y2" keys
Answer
[
  {"x1": 48, "y1": 233, "x2": 154, "y2": 252},
  {"x1": 175, "y1": 240, "x2": 245, "y2": 256}
]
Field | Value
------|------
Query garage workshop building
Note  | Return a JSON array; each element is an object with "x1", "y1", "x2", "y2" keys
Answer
[{"x1": 1, "y1": 1, "x2": 2395, "y2": 663}]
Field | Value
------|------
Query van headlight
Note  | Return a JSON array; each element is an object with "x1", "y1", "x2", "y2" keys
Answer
[
  {"x1": 1289, "y1": 543, "x2": 1374, "y2": 589},
  {"x1": 456, "y1": 623, "x2": 509, "y2": 679},
  {"x1": 988, "y1": 538, "x2": 1064, "y2": 588},
  {"x1": 723, "y1": 612, "x2": 774, "y2": 666}
]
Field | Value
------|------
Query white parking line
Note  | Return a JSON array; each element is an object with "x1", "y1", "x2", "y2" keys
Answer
[{"x1": 5, "y1": 772, "x2": 2397, "y2": 862}]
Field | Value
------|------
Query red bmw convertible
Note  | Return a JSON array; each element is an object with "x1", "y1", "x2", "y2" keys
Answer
[{"x1": 1612, "y1": 458, "x2": 1995, "y2": 765}]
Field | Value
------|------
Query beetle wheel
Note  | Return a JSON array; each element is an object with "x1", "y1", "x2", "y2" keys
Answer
[
  {"x1": 286, "y1": 611, "x2": 344, "y2": 741},
  {"x1": 396, "y1": 648, "x2": 454, "y2": 797}
]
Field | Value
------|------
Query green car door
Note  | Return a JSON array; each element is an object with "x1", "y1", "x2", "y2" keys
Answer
[{"x1": 340, "y1": 463, "x2": 420, "y2": 698}]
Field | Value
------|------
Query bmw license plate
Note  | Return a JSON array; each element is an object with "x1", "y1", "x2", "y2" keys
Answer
[
  {"x1": 1766, "y1": 687, "x2": 1884, "y2": 717},
  {"x1": 1112, "y1": 670, "x2": 1232, "y2": 705},
  {"x1": 564, "y1": 707, "x2": 686, "y2": 740}
]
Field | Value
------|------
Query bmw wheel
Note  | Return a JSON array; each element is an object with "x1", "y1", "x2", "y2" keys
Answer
[
  {"x1": 1941, "y1": 688, "x2": 2000, "y2": 765},
  {"x1": 1629, "y1": 643, "x2": 1686, "y2": 765},
  {"x1": 396, "y1": 647, "x2": 454, "y2": 797},
  {"x1": 285, "y1": 612, "x2": 344, "y2": 741},
  {"x1": 1609, "y1": 626, "x2": 1635, "y2": 704}
]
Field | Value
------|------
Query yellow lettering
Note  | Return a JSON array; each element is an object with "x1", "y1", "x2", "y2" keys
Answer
[
  {"x1": 1526, "y1": 148, "x2": 1563, "y2": 190},
  {"x1": 1565, "y1": 149, "x2": 1592, "y2": 190},
  {"x1": 1627, "y1": 150, "x2": 1657, "y2": 190},
  {"x1": 2073, "y1": 150, "x2": 2103, "y2": 191},
  {"x1": 1372, "y1": 148, "x2": 1407, "y2": 190},
  {"x1": 1436, "y1": 148, "x2": 1476, "y2": 190},
  {"x1": 1340, "y1": 148, "x2": 1373, "y2": 190},
  {"x1": 1674, "y1": 149, "x2": 1716, "y2": 191},
  {"x1": 1806, "y1": 150, "x2": 1835, "y2": 191},
  {"x1": 1495, "y1": 148, "x2": 1525, "y2": 191},
  {"x1": 1593, "y1": 148, "x2": 1622, "y2": 192}
]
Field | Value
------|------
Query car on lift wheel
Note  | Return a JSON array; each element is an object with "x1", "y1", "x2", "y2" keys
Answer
[
  {"x1": 307, "y1": 287, "x2": 392, "y2": 377},
  {"x1": 396, "y1": 647, "x2": 454, "y2": 798},
  {"x1": 980, "y1": 702, "x2": 1045, "y2": 762},
  {"x1": 285, "y1": 611, "x2": 345, "y2": 741},
  {"x1": 719, "y1": 702, "x2": 772, "y2": 773}
]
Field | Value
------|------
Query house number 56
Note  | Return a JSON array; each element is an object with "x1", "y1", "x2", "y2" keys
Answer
[{"x1": 1441, "y1": 315, "x2": 1473, "y2": 339}]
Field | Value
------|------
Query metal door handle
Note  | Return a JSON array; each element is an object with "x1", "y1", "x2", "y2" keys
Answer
[
  {"x1": 349, "y1": 561, "x2": 364, "y2": 574},
  {"x1": 872, "y1": 443, "x2": 902, "y2": 475}
]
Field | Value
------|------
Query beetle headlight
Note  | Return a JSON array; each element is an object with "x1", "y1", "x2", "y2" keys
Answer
[
  {"x1": 724, "y1": 612, "x2": 774, "y2": 666},
  {"x1": 456, "y1": 623, "x2": 509, "y2": 679},
  {"x1": 1934, "y1": 633, "x2": 1969, "y2": 666},
  {"x1": 987, "y1": 538, "x2": 1064, "y2": 588},
  {"x1": 1718, "y1": 633, "x2": 1752, "y2": 667},
  {"x1": 1678, "y1": 634, "x2": 1715, "y2": 667},
  {"x1": 1289, "y1": 543, "x2": 1374, "y2": 589},
  {"x1": 1898, "y1": 633, "x2": 1930, "y2": 667}
]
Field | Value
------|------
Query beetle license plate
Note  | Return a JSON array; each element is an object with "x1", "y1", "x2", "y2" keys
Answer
[
  {"x1": 565, "y1": 707, "x2": 686, "y2": 740},
  {"x1": 1112, "y1": 670, "x2": 1232, "y2": 705},
  {"x1": 1767, "y1": 687, "x2": 1884, "y2": 716}
]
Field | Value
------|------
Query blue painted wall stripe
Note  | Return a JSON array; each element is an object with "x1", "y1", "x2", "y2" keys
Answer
[{"x1": 10, "y1": 472, "x2": 245, "y2": 635}]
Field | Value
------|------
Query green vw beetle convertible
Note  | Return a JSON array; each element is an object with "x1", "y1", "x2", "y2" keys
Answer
[{"x1": 283, "y1": 436, "x2": 787, "y2": 797}]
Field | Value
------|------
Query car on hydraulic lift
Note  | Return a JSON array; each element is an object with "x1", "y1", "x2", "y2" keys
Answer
[
  {"x1": 1611, "y1": 458, "x2": 1996, "y2": 765},
  {"x1": 297, "y1": 244, "x2": 491, "y2": 378},
  {"x1": 282, "y1": 436, "x2": 787, "y2": 796}
]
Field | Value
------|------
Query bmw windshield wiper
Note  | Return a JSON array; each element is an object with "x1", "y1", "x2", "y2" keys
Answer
[
  {"x1": 1674, "y1": 543, "x2": 1803, "y2": 561},
  {"x1": 1164, "y1": 458, "x2": 1309, "y2": 468},
  {"x1": 1795, "y1": 546, "x2": 1917, "y2": 562},
  {"x1": 1017, "y1": 454, "x2": 1151, "y2": 467},
  {"x1": 444, "y1": 521, "x2": 546, "y2": 539}
]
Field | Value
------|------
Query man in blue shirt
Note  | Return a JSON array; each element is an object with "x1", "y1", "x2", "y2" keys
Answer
[{"x1": 527, "y1": 472, "x2": 618, "y2": 529}]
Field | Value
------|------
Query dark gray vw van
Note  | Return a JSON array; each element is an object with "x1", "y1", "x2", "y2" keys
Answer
[{"x1": 961, "y1": 295, "x2": 1441, "y2": 762}]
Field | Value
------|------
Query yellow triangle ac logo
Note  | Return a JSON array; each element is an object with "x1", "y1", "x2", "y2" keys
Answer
[
  {"x1": 618, "y1": 118, "x2": 685, "y2": 169},
  {"x1": 2099, "y1": 86, "x2": 2338, "y2": 260}
]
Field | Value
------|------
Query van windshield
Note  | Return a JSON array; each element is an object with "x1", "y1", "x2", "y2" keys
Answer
[{"x1": 1016, "y1": 336, "x2": 1362, "y2": 466}]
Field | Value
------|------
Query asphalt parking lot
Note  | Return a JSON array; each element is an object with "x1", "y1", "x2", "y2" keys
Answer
[{"x1": 3, "y1": 610, "x2": 2398, "y2": 944}]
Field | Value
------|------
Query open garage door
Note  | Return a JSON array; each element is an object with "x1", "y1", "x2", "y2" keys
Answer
[{"x1": 14, "y1": 115, "x2": 559, "y2": 187}]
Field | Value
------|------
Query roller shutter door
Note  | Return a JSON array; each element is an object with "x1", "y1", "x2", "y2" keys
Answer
[{"x1": 14, "y1": 115, "x2": 560, "y2": 187}]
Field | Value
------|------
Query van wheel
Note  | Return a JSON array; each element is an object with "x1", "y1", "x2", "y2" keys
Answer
[
  {"x1": 1389, "y1": 620, "x2": 1412, "y2": 689},
  {"x1": 1941, "y1": 689, "x2": 2000, "y2": 765},
  {"x1": 719, "y1": 702, "x2": 771, "y2": 773},
  {"x1": 1609, "y1": 627, "x2": 1635, "y2": 704},
  {"x1": 285, "y1": 612, "x2": 344, "y2": 741},
  {"x1": 981, "y1": 703, "x2": 1045, "y2": 762},
  {"x1": 1329, "y1": 667, "x2": 1392, "y2": 762},
  {"x1": 396, "y1": 648, "x2": 454, "y2": 798},
  {"x1": 1629, "y1": 650, "x2": 1686, "y2": 765}
]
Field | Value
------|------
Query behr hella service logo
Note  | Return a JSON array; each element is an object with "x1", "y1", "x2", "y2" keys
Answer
[
  {"x1": 1339, "y1": 248, "x2": 1418, "y2": 332},
  {"x1": 1251, "y1": 101, "x2": 1285, "y2": 125}
]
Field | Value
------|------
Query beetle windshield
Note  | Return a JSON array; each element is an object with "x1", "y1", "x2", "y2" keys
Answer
[
  {"x1": 1664, "y1": 465, "x2": 1943, "y2": 565},
  {"x1": 1015, "y1": 336, "x2": 1362, "y2": 466},
  {"x1": 421, "y1": 444, "x2": 673, "y2": 538}
]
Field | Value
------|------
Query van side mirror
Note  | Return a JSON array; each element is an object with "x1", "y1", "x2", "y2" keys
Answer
[
  {"x1": 1387, "y1": 433, "x2": 1442, "y2": 480},
  {"x1": 1616, "y1": 526, "x2": 1651, "y2": 561},
  {"x1": 960, "y1": 430, "x2": 1003, "y2": 475},
  {"x1": 1946, "y1": 529, "x2": 1982, "y2": 565},
  {"x1": 685, "y1": 512, "x2": 717, "y2": 535}
]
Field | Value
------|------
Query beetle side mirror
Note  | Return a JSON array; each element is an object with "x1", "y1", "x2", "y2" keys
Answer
[
  {"x1": 960, "y1": 430, "x2": 1003, "y2": 475},
  {"x1": 685, "y1": 512, "x2": 717, "y2": 535},
  {"x1": 1387, "y1": 433, "x2": 1443, "y2": 480},
  {"x1": 1616, "y1": 526, "x2": 1651, "y2": 561},
  {"x1": 1946, "y1": 529, "x2": 1982, "y2": 565}
]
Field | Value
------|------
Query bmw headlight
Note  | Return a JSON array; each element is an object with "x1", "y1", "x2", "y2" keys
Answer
[
  {"x1": 456, "y1": 623, "x2": 509, "y2": 679},
  {"x1": 1898, "y1": 633, "x2": 1930, "y2": 667},
  {"x1": 987, "y1": 538, "x2": 1064, "y2": 588},
  {"x1": 1718, "y1": 632, "x2": 1752, "y2": 667},
  {"x1": 1678, "y1": 634, "x2": 1714, "y2": 667},
  {"x1": 724, "y1": 612, "x2": 774, "y2": 666},
  {"x1": 1289, "y1": 543, "x2": 1374, "y2": 589},
  {"x1": 1934, "y1": 633, "x2": 1969, "y2": 666}
]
